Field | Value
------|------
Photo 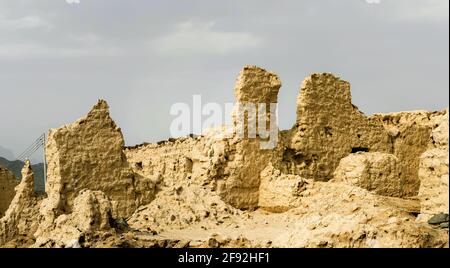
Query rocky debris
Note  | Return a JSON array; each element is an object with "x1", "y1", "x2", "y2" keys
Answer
[
  {"x1": 204, "y1": 234, "x2": 253, "y2": 248},
  {"x1": 0, "y1": 165, "x2": 18, "y2": 217},
  {"x1": 0, "y1": 161, "x2": 41, "y2": 246},
  {"x1": 258, "y1": 163, "x2": 308, "y2": 212},
  {"x1": 417, "y1": 109, "x2": 449, "y2": 222},
  {"x1": 34, "y1": 190, "x2": 114, "y2": 248},
  {"x1": 288, "y1": 73, "x2": 392, "y2": 182},
  {"x1": 333, "y1": 152, "x2": 403, "y2": 197},
  {"x1": 128, "y1": 182, "x2": 242, "y2": 234},
  {"x1": 142, "y1": 180, "x2": 444, "y2": 248},
  {"x1": 274, "y1": 181, "x2": 448, "y2": 248},
  {"x1": 427, "y1": 213, "x2": 449, "y2": 225}
]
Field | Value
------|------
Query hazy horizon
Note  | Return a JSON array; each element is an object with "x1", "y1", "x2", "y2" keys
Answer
[{"x1": 0, "y1": 0, "x2": 449, "y2": 159}]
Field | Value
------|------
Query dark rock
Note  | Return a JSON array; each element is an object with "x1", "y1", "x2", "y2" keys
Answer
[
  {"x1": 111, "y1": 218, "x2": 130, "y2": 232},
  {"x1": 208, "y1": 237, "x2": 219, "y2": 248},
  {"x1": 427, "y1": 213, "x2": 449, "y2": 225}
]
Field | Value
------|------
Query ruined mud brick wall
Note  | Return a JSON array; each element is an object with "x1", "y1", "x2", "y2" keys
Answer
[
  {"x1": 0, "y1": 161, "x2": 41, "y2": 246},
  {"x1": 417, "y1": 109, "x2": 449, "y2": 222},
  {"x1": 212, "y1": 138, "x2": 282, "y2": 209},
  {"x1": 217, "y1": 66, "x2": 284, "y2": 209},
  {"x1": 333, "y1": 152, "x2": 403, "y2": 197},
  {"x1": 42, "y1": 100, "x2": 155, "y2": 219},
  {"x1": 125, "y1": 130, "x2": 284, "y2": 210},
  {"x1": 370, "y1": 110, "x2": 446, "y2": 196},
  {"x1": 287, "y1": 73, "x2": 392, "y2": 182},
  {"x1": 126, "y1": 66, "x2": 285, "y2": 210},
  {"x1": 0, "y1": 166, "x2": 18, "y2": 217},
  {"x1": 125, "y1": 137, "x2": 203, "y2": 189},
  {"x1": 232, "y1": 65, "x2": 280, "y2": 131}
]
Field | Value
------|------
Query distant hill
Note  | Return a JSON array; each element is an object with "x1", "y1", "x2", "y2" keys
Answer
[
  {"x1": 0, "y1": 157, "x2": 45, "y2": 193},
  {"x1": 0, "y1": 146, "x2": 15, "y2": 161}
]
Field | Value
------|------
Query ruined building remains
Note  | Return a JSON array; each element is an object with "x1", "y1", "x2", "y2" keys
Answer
[{"x1": 0, "y1": 65, "x2": 448, "y2": 248}]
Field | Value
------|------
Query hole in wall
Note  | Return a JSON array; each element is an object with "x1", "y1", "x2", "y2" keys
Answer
[
  {"x1": 324, "y1": 127, "x2": 333, "y2": 137},
  {"x1": 185, "y1": 157, "x2": 193, "y2": 173},
  {"x1": 136, "y1": 162, "x2": 143, "y2": 169},
  {"x1": 351, "y1": 147, "x2": 369, "y2": 153}
]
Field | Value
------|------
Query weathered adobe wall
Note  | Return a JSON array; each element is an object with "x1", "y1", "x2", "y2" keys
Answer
[
  {"x1": 125, "y1": 137, "x2": 203, "y2": 189},
  {"x1": 0, "y1": 161, "x2": 41, "y2": 246},
  {"x1": 417, "y1": 109, "x2": 449, "y2": 222},
  {"x1": 213, "y1": 137, "x2": 284, "y2": 209},
  {"x1": 232, "y1": 65, "x2": 281, "y2": 132},
  {"x1": 126, "y1": 66, "x2": 286, "y2": 210},
  {"x1": 333, "y1": 152, "x2": 403, "y2": 197},
  {"x1": 41, "y1": 100, "x2": 155, "y2": 220},
  {"x1": 126, "y1": 68, "x2": 447, "y2": 209},
  {"x1": 214, "y1": 66, "x2": 283, "y2": 209},
  {"x1": 370, "y1": 110, "x2": 446, "y2": 197},
  {"x1": 287, "y1": 73, "x2": 392, "y2": 182},
  {"x1": 0, "y1": 166, "x2": 18, "y2": 217}
]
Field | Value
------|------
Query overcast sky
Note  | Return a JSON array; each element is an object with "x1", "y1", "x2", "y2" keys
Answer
[{"x1": 0, "y1": 0, "x2": 448, "y2": 160}]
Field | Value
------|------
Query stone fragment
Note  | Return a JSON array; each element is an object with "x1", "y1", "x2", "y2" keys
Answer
[{"x1": 427, "y1": 213, "x2": 449, "y2": 225}]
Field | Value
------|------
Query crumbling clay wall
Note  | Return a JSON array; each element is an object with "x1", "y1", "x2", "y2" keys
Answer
[
  {"x1": 216, "y1": 66, "x2": 284, "y2": 209},
  {"x1": 41, "y1": 100, "x2": 155, "y2": 222},
  {"x1": 0, "y1": 166, "x2": 18, "y2": 217},
  {"x1": 125, "y1": 137, "x2": 203, "y2": 190},
  {"x1": 370, "y1": 110, "x2": 446, "y2": 196},
  {"x1": 417, "y1": 109, "x2": 449, "y2": 222},
  {"x1": 0, "y1": 161, "x2": 41, "y2": 246},
  {"x1": 0, "y1": 65, "x2": 443, "y2": 249},
  {"x1": 333, "y1": 152, "x2": 403, "y2": 197},
  {"x1": 125, "y1": 66, "x2": 285, "y2": 210},
  {"x1": 287, "y1": 73, "x2": 392, "y2": 181}
]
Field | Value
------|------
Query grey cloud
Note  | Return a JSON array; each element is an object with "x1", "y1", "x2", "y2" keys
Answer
[{"x1": 0, "y1": 0, "x2": 448, "y2": 159}]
